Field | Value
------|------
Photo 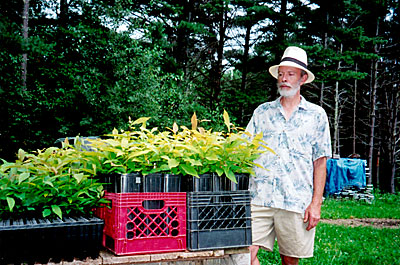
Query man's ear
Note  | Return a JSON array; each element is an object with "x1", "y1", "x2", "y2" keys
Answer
[{"x1": 301, "y1": 73, "x2": 308, "y2": 84}]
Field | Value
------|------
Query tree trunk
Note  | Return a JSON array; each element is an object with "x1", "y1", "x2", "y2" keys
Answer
[
  {"x1": 240, "y1": 24, "x2": 251, "y2": 93},
  {"x1": 368, "y1": 59, "x2": 378, "y2": 185},
  {"x1": 319, "y1": 30, "x2": 328, "y2": 107},
  {"x1": 239, "y1": 24, "x2": 251, "y2": 124},
  {"x1": 389, "y1": 100, "x2": 398, "y2": 193},
  {"x1": 333, "y1": 44, "x2": 342, "y2": 156},
  {"x1": 60, "y1": 0, "x2": 68, "y2": 23},
  {"x1": 353, "y1": 63, "x2": 358, "y2": 154},
  {"x1": 367, "y1": 19, "x2": 380, "y2": 185},
  {"x1": 277, "y1": 0, "x2": 287, "y2": 42},
  {"x1": 211, "y1": 3, "x2": 227, "y2": 107},
  {"x1": 388, "y1": 83, "x2": 399, "y2": 193},
  {"x1": 21, "y1": 0, "x2": 29, "y2": 91}
]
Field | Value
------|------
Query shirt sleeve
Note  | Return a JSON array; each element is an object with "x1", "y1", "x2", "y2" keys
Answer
[
  {"x1": 312, "y1": 110, "x2": 332, "y2": 161},
  {"x1": 245, "y1": 110, "x2": 258, "y2": 141}
]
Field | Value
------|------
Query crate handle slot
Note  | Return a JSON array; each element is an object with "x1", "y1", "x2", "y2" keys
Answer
[
  {"x1": 142, "y1": 200, "x2": 165, "y2": 210},
  {"x1": 210, "y1": 195, "x2": 233, "y2": 204}
]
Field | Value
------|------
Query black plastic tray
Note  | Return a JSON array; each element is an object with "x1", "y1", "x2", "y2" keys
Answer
[
  {"x1": 182, "y1": 173, "x2": 249, "y2": 192},
  {"x1": 100, "y1": 173, "x2": 181, "y2": 193},
  {"x1": 0, "y1": 216, "x2": 104, "y2": 264}
]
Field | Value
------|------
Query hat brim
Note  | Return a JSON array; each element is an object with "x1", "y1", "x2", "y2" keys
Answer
[{"x1": 269, "y1": 61, "x2": 315, "y2": 84}]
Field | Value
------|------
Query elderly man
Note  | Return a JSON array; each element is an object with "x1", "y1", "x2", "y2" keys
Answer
[{"x1": 246, "y1": 46, "x2": 332, "y2": 265}]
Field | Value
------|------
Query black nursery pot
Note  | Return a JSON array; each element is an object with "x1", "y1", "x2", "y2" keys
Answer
[
  {"x1": 182, "y1": 173, "x2": 250, "y2": 192},
  {"x1": 0, "y1": 216, "x2": 104, "y2": 264},
  {"x1": 100, "y1": 172, "x2": 143, "y2": 193},
  {"x1": 181, "y1": 173, "x2": 215, "y2": 192}
]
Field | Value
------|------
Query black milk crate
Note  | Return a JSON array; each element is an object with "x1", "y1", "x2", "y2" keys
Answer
[
  {"x1": 186, "y1": 191, "x2": 252, "y2": 251},
  {"x1": 0, "y1": 216, "x2": 104, "y2": 264}
]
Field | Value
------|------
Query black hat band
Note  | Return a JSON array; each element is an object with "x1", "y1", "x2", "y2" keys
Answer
[{"x1": 281, "y1": 57, "x2": 308, "y2": 69}]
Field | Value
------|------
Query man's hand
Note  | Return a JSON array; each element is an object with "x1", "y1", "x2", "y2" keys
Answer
[
  {"x1": 304, "y1": 156, "x2": 327, "y2": 231},
  {"x1": 303, "y1": 202, "x2": 321, "y2": 231}
]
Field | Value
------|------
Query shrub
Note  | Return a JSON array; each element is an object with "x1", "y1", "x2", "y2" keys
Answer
[{"x1": 0, "y1": 147, "x2": 107, "y2": 219}]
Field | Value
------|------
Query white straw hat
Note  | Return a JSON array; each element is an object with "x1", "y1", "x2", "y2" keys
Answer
[{"x1": 268, "y1": 46, "x2": 315, "y2": 83}]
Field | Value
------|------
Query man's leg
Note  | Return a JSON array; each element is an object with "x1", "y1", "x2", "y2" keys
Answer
[
  {"x1": 280, "y1": 254, "x2": 299, "y2": 265},
  {"x1": 275, "y1": 209, "x2": 316, "y2": 263},
  {"x1": 249, "y1": 245, "x2": 260, "y2": 265},
  {"x1": 250, "y1": 206, "x2": 277, "y2": 265}
]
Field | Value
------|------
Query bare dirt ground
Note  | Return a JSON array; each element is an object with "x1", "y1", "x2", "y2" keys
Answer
[{"x1": 321, "y1": 218, "x2": 400, "y2": 229}]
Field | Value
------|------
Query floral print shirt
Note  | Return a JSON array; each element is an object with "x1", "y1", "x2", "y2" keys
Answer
[{"x1": 246, "y1": 96, "x2": 332, "y2": 214}]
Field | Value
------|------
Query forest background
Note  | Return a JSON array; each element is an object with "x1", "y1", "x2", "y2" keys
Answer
[{"x1": 0, "y1": 0, "x2": 399, "y2": 193}]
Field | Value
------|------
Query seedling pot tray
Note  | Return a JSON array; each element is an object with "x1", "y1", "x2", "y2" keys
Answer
[
  {"x1": 100, "y1": 173, "x2": 181, "y2": 193},
  {"x1": 0, "y1": 216, "x2": 104, "y2": 264},
  {"x1": 182, "y1": 173, "x2": 249, "y2": 192}
]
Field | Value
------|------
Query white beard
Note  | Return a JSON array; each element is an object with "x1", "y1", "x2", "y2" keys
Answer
[{"x1": 277, "y1": 82, "x2": 301, "y2": 98}]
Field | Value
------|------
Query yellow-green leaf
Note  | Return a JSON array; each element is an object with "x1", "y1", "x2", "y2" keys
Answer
[
  {"x1": 44, "y1": 180, "x2": 54, "y2": 187},
  {"x1": 127, "y1": 149, "x2": 151, "y2": 157},
  {"x1": 6, "y1": 197, "x2": 15, "y2": 212},
  {"x1": 180, "y1": 164, "x2": 198, "y2": 177},
  {"x1": 191, "y1": 112, "x2": 198, "y2": 131},
  {"x1": 185, "y1": 158, "x2": 202, "y2": 166},
  {"x1": 73, "y1": 173, "x2": 84, "y2": 184},
  {"x1": 223, "y1": 167, "x2": 237, "y2": 183},
  {"x1": 168, "y1": 158, "x2": 179, "y2": 168},
  {"x1": 121, "y1": 138, "x2": 129, "y2": 149},
  {"x1": 215, "y1": 168, "x2": 224, "y2": 176},
  {"x1": 17, "y1": 149, "x2": 25, "y2": 161},
  {"x1": 51, "y1": 205, "x2": 62, "y2": 219},
  {"x1": 205, "y1": 153, "x2": 219, "y2": 161},
  {"x1": 173, "y1": 122, "x2": 179, "y2": 134},
  {"x1": 132, "y1": 117, "x2": 151, "y2": 128},
  {"x1": 223, "y1": 109, "x2": 230, "y2": 132},
  {"x1": 18, "y1": 172, "x2": 30, "y2": 184}
]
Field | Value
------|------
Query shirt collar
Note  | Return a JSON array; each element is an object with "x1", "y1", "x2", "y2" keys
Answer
[
  {"x1": 298, "y1": 95, "x2": 309, "y2": 110},
  {"x1": 275, "y1": 95, "x2": 310, "y2": 110}
]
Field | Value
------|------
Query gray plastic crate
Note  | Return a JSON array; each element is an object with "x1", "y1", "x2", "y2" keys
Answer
[{"x1": 187, "y1": 191, "x2": 252, "y2": 251}]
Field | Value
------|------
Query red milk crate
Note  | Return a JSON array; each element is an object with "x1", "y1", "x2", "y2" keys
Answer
[{"x1": 102, "y1": 192, "x2": 186, "y2": 255}]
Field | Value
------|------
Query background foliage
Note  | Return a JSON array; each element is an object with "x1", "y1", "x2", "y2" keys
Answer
[{"x1": 0, "y1": 0, "x2": 399, "y2": 192}]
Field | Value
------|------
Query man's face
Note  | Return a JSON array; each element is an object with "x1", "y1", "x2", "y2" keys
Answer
[{"x1": 276, "y1": 66, "x2": 306, "y2": 98}]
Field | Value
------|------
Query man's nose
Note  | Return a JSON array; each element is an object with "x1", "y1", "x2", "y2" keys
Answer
[{"x1": 280, "y1": 73, "x2": 288, "y2": 82}]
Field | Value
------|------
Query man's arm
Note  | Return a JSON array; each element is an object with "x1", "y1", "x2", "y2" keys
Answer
[{"x1": 303, "y1": 156, "x2": 327, "y2": 231}]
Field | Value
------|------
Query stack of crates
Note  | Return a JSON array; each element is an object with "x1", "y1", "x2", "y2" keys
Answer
[
  {"x1": 97, "y1": 173, "x2": 186, "y2": 255},
  {"x1": 183, "y1": 173, "x2": 252, "y2": 251},
  {"x1": 96, "y1": 172, "x2": 252, "y2": 254}
]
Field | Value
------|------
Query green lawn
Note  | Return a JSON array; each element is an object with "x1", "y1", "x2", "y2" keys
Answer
[
  {"x1": 257, "y1": 192, "x2": 400, "y2": 265},
  {"x1": 321, "y1": 192, "x2": 400, "y2": 219}
]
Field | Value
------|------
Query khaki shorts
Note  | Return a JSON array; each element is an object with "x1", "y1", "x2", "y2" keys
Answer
[{"x1": 251, "y1": 205, "x2": 315, "y2": 258}]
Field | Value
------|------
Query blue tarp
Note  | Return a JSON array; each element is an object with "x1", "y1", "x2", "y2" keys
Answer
[{"x1": 325, "y1": 158, "x2": 367, "y2": 195}]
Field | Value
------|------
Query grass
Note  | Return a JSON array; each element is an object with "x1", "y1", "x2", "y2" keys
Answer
[
  {"x1": 257, "y1": 192, "x2": 400, "y2": 265},
  {"x1": 321, "y1": 192, "x2": 400, "y2": 219}
]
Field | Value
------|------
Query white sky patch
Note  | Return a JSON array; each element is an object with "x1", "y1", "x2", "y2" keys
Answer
[
  {"x1": 301, "y1": 0, "x2": 320, "y2": 10},
  {"x1": 385, "y1": 8, "x2": 394, "y2": 21}
]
